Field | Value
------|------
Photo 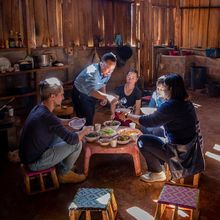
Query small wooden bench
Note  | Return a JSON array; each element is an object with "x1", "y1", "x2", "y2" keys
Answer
[
  {"x1": 69, "y1": 188, "x2": 117, "y2": 220},
  {"x1": 21, "y1": 164, "x2": 59, "y2": 195},
  {"x1": 154, "y1": 184, "x2": 200, "y2": 220},
  {"x1": 164, "y1": 163, "x2": 201, "y2": 188}
]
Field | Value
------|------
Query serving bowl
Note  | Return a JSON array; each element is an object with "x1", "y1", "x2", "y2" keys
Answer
[
  {"x1": 98, "y1": 138, "x2": 110, "y2": 146},
  {"x1": 103, "y1": 120, "x2": 121, "y2": 130},
  {"x1": 85, "y1": 131, "x2": 100, "y2": 142},
  {"x1": 117, "y1": 135, "x2": 131, "y2": 145}
]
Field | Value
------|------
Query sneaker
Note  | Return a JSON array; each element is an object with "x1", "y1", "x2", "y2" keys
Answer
[
  {"x1": 140, "y1": 171, "x2": 166, "y2": 183},
  {"x1": 58, "y1": 171, "x2": 86, "y2": 184}
]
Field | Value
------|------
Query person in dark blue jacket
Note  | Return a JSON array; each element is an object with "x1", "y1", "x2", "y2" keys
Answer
[
  {"x1": 20, "y1": 77, "x2": 91, "y2": 184},
  {"x1": 118, "y1": 73, "x2": 205, "y2": 182}
]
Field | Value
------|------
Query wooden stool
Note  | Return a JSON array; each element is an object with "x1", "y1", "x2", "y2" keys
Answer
[
  {"x1": 69, "y1": 188, "x2": 117, "y2": 220},
  {"x1": 21, "y1": 164, "x2": 60, "y2": 195},
  {"x1": 154, "y1": 184, "x2": 200, "y2": 220},
  {"x1": 164, "y1": 163, "x2": 201, "y2": 187}
]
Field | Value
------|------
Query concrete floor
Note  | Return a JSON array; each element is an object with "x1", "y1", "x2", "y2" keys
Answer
[{"x1": 0, "y1": 91, "x2": 220, "y2": 220}]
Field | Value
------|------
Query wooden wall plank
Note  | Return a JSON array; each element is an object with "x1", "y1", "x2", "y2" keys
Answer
[
  {"x1": 207, "y1": 8, "x2": 220, "y2": 47},
  {"x1": 33, "y1": 0, "x2": 48, "y2": 47},
  {"x1": 71, "y1": 0, "x2": 79, "y2": 46},
  {"x1": 0, "y1": 0, "x2": 4, "y2": 40},
  {"x1": 103, "y1": 0, "x2": 113, "y2": 45},
  {"x1": 47, "y1": 0, "x2": 57, "y2": 45},
  {"x1": 55, "y1": 0, "x2": 62, "y2": 46},
  {"x1": 131, "y1": 3, "x2": 136, "y2": 45}
]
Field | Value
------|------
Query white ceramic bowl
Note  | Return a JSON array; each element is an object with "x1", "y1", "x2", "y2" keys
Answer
[
  {"x1": 117, "y1": 135, "x2": 131, "y2": 145},
  {"x1": 68, "y1": 118, "x2": 86, "y2": 130},
  {"x1": 98, "y1": 138, "x2": 110, "y2": 146},
  {"x1": 85, "y1": 132, "x2": 100, "y2": 142},
  {"x1": 140, "y1": 107, "x2": 157, "y2": 115},
  {"x1": 100, "y1": 127, "x2": 117, "y2": 138},
  {"x1": 103, "y1": 120, "x2": 121, "y2": 130}
]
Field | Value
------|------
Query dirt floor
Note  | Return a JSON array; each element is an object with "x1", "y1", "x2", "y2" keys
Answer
[{"x1": 0, "y1": 91, "x2": 220, "y2": 220}]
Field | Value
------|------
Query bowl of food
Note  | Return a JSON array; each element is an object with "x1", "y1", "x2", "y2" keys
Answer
[
  {"x1": 100, "y1": 127, "x2": 117, "y2": 138},
  {"x1": 140, "y1": 107, "x2": 157, "y2": 115},
  {"x1": 68, "y1": 117, "x2": 86, "y2": 130},
  {"x1": 117, "y1": 135, "x2": 131, "y2": 145},
  {"x1": 98, "y1": 138, "x2": 110, "y2": 146},
  {"x1": 103, "y1": 120, "x2": 121, "y2": 130},
  {"x1": 115, "y1": 108, "x2": 132, "y2": 114},
  {"x1": 118, "y1": 128, "x2": 142, "y2": 142},
  {"x1": 85, "y1": 131, "x2": 100, "y2": 142}
]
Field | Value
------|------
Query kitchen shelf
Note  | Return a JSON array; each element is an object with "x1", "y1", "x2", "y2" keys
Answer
[
  {"x1": 31, "y1": 46, "x2": 64, "y2": 50},
  {"x1": 0, "y1": 65, "x2": 69, "y2": 103},
  {"x1": 0, "y1": 65, "x2": 69, "y2": 77},
  {"x1": 0, "y1": 92, "x2": 37, "y2": 101},
  {"x1": 0, "y1": 47, "x2": 27, "y2": 52}
]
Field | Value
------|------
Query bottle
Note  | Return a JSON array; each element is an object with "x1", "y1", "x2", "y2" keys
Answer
[
  {"x1": 9, "y1": 30, "x2": 16, "y2": 48},
  {"x1": 0, "y1": 39, "x2": 5, "y2": 48},
  {"x1": 15, "y1": 32, "x2": 19, "y2": 47},
  {"x1": 17, "y1": 32, "x2": 23, "y2": 47},
  {"x1": 168, "y1": 39, "x2": 174, "y2": 48},
  {"x1": 50, "y1": 37, "x2": 54, "y2": 47},
  {"x1": 5, "y1": 40, "x2": 9, "y2": 48}
]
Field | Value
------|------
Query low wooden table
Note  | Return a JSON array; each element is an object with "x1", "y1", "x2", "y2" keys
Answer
[{"x1": 83, "y1": 138, "x2": 142, "y2": 177}]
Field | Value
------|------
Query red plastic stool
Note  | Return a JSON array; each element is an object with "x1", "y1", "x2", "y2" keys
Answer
[{"x1": 21, "y1": 164, "x2": 60, "y2": 195}]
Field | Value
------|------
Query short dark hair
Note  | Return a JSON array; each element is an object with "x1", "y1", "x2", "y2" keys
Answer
[
  {"x1": 101, "y1": 52, "x2": 117, "y2": 62},
  {"x1": 164, "y1": 73, "x2": 188, "y2": 100},
  {"x1": 127, "y1": 69, "x2": 139, "y2": 78}
]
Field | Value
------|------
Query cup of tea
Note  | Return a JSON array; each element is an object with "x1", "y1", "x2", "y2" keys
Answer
[
  {"x1": 129, "y1": 122, "x2": 136, "y2": 129},
  {"x1": 110, "y1": 139, "x2": 117, "y2": 147},
  {"x1": 8, "y1": 108, "x2": 14, "y2": 117},
  {"x1": 95, "y1": 123, "x2": 101, "y2": 132},
  {"x1": 87, "y1": 125, "x2": 94, "y2": 132}
]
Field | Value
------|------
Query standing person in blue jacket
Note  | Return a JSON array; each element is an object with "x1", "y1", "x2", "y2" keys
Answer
[
  {"x1": 19, "y1": 77, "x2": 91, "y2": 184},
  {"x1": 72, "y1": 52, "x2": 118, "y2": 125},
  {"x1": 118, "y1": 73, "x2": 205, "y2": 182}
]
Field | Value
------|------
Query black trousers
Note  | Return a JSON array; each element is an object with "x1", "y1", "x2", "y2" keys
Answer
[
  {"x1": 72, "y1": 86, "x2": 96, "y2": 126},
  {"x1": 137, "y1": 134, "x2": 169, "y2": 172}
]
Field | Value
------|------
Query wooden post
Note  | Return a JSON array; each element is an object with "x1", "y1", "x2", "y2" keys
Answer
[
  {"x1": 107, "y1": 203, "x2": 115, "y2": 220},
  {"x1": 39, "y1": 173, "x2": 45, "y2": 191},
  {"x1": 102, "y1": 211, "x2": 110, "y2": 220},
  {"x1": 154, "y1": 204, "x2": 162, "y2": 220},
  {"x1": 25, "y1": 175, "x2": 31, "y2": 194},
  {"x1": 193, "y1": 173, "x2": 200, "y2": 187},
  {"x1": 85, "y1": 210, "x2": 91, "y2": 220},
  {"x1": 51, "y1": 169, "x2": 60, "y2": 189},
  {"x1": 173, "y1": 206, "x2": 178, "y2": 220}
]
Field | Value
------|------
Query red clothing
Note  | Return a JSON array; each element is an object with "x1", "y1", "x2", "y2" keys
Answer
[{"x1": 114, "y1": 112, "x2": 132, "y2": 127}]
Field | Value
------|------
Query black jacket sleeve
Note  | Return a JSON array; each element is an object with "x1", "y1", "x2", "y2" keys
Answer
[{"x1": 139, "y1": 102, "x2": 173, "y2": 127}]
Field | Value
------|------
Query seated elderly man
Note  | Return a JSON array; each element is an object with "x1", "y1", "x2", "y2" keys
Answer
[{"x1": 19, "y1": 77, "x2": 90, "y2": 184}]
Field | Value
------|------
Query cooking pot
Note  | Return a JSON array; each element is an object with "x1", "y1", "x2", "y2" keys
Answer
[{"x1": 36, "y1": 54, "x2": 51, "y2": 67}]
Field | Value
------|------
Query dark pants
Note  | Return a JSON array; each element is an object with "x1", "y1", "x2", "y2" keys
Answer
[
  {"x1": 72, "y1": 85, "x2": 96, "y2": 125},
  {"x1": 137, "y1": 134, "x2": 169, "y2": 172}
]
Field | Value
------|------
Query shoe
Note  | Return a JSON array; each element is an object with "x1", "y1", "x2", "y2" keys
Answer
[
  {"x1": 140, "y1": 171, "x2": 166, "y2": 183},
  {"x1": 58, "y1": 171, "x2": 86, "y2": 184}
]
